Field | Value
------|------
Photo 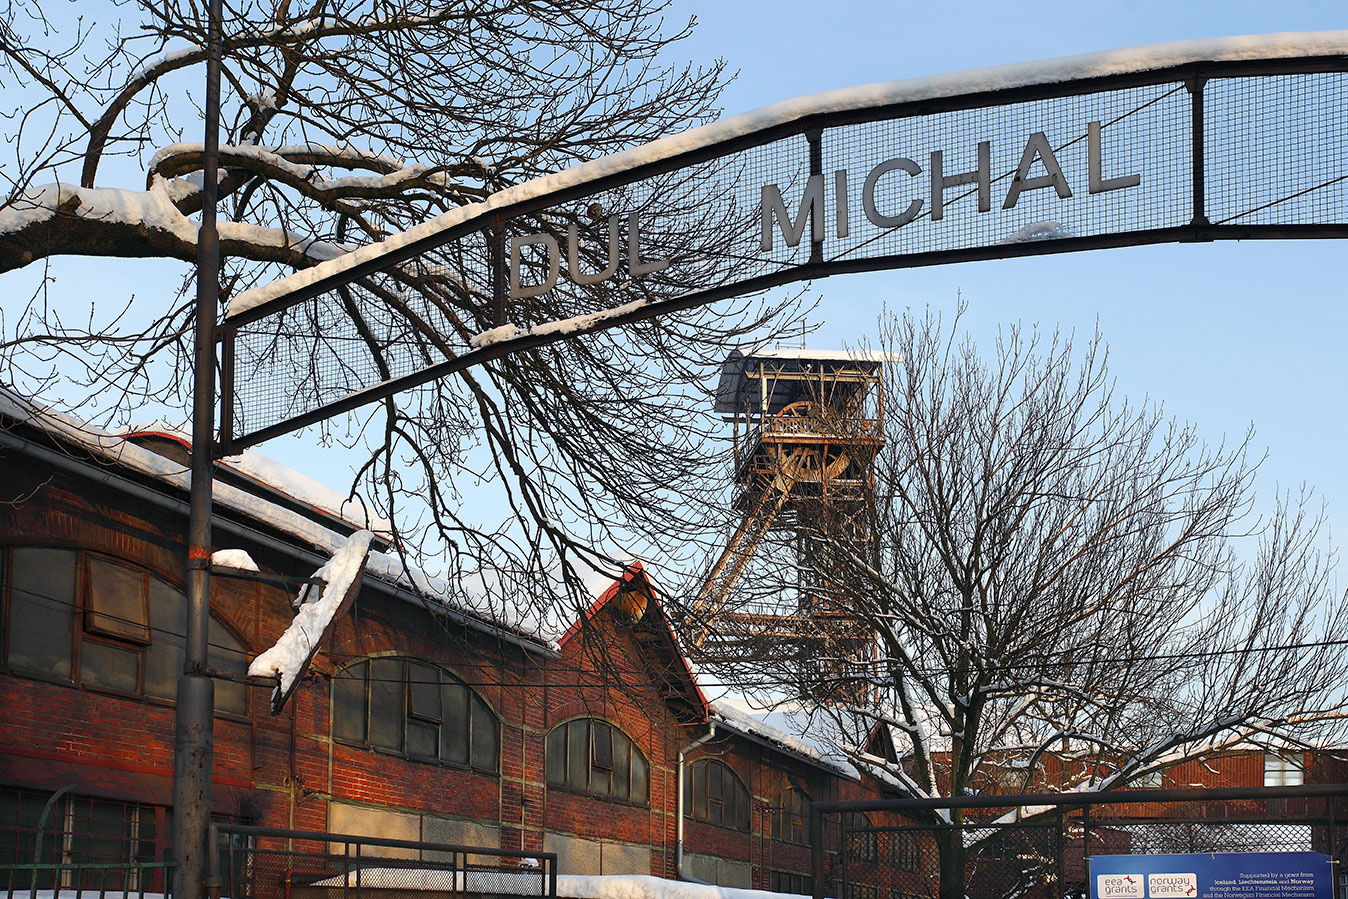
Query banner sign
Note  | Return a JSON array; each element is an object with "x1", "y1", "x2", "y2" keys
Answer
[
  {"x1": 1090, "y1": 852, "x2": 1333, "y2": 899},
  {"x1": 217, "y1": 38, "x2": 1348, "y2": 451}
]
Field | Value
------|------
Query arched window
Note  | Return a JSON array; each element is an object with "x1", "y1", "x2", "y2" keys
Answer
[
  {"x1": 545, "y1": 718, "x2": 649, "y2": 804},
  {"x1": 889, "y1": 832, "x2": 920, "y2": 872},
  {"x1": 684, "y1": 758, "x2": 750, "y2": 831},
  {"x1": 770, "y1": 787, "x2": 811, "y2": 844},
  {"x1": 332, "y1": 657, "x2": 498, "y2": 771},
  {"x1": 0, "y1": 546, "x2": 248, "y2": 715},
  {"x1": 844, "y1": 811, "x2": 876, "y2": 861}
]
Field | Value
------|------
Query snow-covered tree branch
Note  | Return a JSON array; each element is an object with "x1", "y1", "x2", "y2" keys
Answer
[
  {"x1": 689, "y1": 307, "x2": 1346, "y2": 899},
  {"x1": 0, "y1": 0, "x2": 807, "y2": 639}
]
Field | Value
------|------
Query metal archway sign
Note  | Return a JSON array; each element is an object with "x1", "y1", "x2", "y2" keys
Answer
[{"x1": 218, "y1": 33, "x2": 1348, "y2": 453}]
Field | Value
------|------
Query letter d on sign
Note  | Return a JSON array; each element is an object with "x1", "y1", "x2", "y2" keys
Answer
[{"x1": 510, "y1": 233, "x2": 560, "y2": 299}]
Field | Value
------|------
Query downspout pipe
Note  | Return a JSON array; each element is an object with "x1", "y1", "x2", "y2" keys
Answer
[{"x1": 676, "y1": 722, "x2": 717, "y2": 883}]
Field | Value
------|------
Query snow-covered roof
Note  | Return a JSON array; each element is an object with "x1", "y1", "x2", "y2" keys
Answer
[
  {"x1": 229, "y1": 31, "x2": 1348, "y2": 321},
  {"x1": 0, "y1": 388, "x2": 557, "y2": 650},
  {"x1": 0, "y1": 388, "x2": 888, "y2": 778},
  {"x1": 116, "y1": 421, "x2": 392, "y2": 537},
  {"x1": 713, "y1": 347, "x2": 900, "y2": 415},
  {"x1": 710, "y1": 699, "x2": 856, "y2": 779}
]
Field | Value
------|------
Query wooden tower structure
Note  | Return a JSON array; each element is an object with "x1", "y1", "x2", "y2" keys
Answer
[{"x1": 685, "y1": 348, "x2": 895, "y2": 670}]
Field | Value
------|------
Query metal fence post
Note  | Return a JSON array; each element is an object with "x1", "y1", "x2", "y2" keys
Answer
[
  {"x1": 207, "y1": 821, "x2": 220, "y2": 899},
  {"x1": 1056, "y1": 807, "x2": 1066, "y2": 899},
  {"x1": 811, "y1": 804, "x2": 825, "y2": 899}
]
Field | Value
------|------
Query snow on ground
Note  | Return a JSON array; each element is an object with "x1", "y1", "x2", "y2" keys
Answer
[
  {"x1": 229, "y1": 31, "x2": 1348, "y2": 318},
  {"x1": 248, "y1": 530, "x2": 373, "y2": 694},
  {"x1": 308, "y1": 868, "x2": 812, "y2": 899}
]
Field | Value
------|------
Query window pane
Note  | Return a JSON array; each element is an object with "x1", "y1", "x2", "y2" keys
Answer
[
  {"x1": 407, "y1": 721, "x2": 437, "y2": 760},
  {"x1": 87, "y1": 557, "x2": 150, "y2": 643},
  {"x1": 8, "y1": 548, "x2": 76, "y2": 678},
  {"x1": 567, "y1": 720, "x2": 589, "y2": 790},
  {"x1": 333, "y1": 662, "x2": 367, "y2": 743},
  {"x1": 368, "y1": 658, "x2": 404, "y2": 752},
  {"x1": 546, "y1": 724, "x2": 566, "y2": 785},
  {"x1": 441, "y1": 683, "x2": 469, "y2": 766},
  {"x1": 592, "y1": 722, "x2": 614, "y2": 770},
  {"x1": 209, "y1": 620, "x2": 248, "y2": 716},
  {"x1": 612, "y1": 735, "x2": 630, "y2": 801},
  {"x1": 81, "y1": 641, "x2": 140, "y2": 694},
  {"x1": 408, "y1": 662, "x2": 440, "y2": 721},
  {"x1": 692, "y1": 762, "x2": 707, "y2": 820},
  {"x1": 145, "y1": 579, "x2": 183, "y2": 701},
  {"x1": 470, "y1": 697, "x2": 497, "y2": 771},
  {"x1": 630, "y1": 747, "x2": 648, "y2": 803}
]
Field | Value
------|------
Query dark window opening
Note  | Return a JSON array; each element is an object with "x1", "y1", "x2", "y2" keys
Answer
[
  {"x1": 546, "y1": 718, "x2": 648, "y2": 805},
  {"x1": 1, "y1": 546, "x2": 248, "y2": 715},
  {"x1": 332, "y1": 657, "x2": 497, "y2": 773},
  {"x1": 770, "y1": 870, "x2": 814, "y2": 896},
  {"x1": 684, "y1": 758, "x2": 750, "y2": 832},
  {"x1": 770, "y1": 787, "x2": 810, "y2": 845}
]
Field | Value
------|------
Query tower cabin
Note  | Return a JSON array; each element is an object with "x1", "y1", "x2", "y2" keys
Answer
[
  {"x1": 715, "y1": 348, "x2": 892, "y2": 511},
  {"x1": 685, "y1": 348, "x2": 896, "y2": 664}
]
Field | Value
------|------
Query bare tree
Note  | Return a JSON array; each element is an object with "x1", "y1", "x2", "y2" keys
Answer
[
  {"x1": 0, "y1": 0, "x2": 805, "y2": 631},
  {"x1": 698, "y1": 308, "x2": 1346, "y2": 899}
]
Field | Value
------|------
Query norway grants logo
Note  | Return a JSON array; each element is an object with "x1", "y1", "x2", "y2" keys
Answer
[
  {"x1": 1149, "y1": 873, "x2": 1198, "y2": 898},
  {"x1": 1098, "y1": 874, "x2": 1144, "y2": 898}
]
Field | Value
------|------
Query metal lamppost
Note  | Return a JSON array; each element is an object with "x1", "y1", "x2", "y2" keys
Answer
[{"x1": 172, "y1": 0, "x2": 222, "y2": 895}]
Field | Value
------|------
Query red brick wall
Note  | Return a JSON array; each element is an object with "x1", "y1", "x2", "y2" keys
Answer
[{"x1": 0, "y1": 449, "x2": 894, "y2": 885}]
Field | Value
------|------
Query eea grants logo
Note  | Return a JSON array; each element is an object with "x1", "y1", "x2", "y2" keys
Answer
[
  {"x1": 1148, "y1": 873, "x2": 1198, "y2": 898},
  {"x1": 1098, "y1": 874, "x2": 1143, "y2": 898}
]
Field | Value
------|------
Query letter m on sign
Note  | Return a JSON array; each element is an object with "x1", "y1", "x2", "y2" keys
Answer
[{"x1": 761, "y1": 175, "x2": 824, "y2": 251}]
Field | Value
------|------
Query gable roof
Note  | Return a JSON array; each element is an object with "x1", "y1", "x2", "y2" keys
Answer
[{"x1": 559, "y1": 561, "x2": 709, "y2": 725}]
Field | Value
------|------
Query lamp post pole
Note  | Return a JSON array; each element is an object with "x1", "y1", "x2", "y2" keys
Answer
[{"x1": 172, "y1": 0, "x2": 222, "y2": 895}]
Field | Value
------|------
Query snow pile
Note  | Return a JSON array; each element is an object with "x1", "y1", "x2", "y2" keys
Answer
[
  {"x1": 469, "y1": 323, "x2": 520, "y2": 349},
  {"x1": 309, "y1": 869, "x2": 810, "y2": 899},
  {"x1": 212, "y1": 549, "x2": 260, "y2": 571},
  {"x1": 998, "y1": 221, "x2": 1071, "y2": 243},
  {"x1": 248, "y1": 530, "x2": 373, "y2": 693},
  {"x1": 229, "y1": 31, "x2": 1348, "y2": 318},
  {"x1": 0, "y1": 181, "x2": 198, "y2": 242}
]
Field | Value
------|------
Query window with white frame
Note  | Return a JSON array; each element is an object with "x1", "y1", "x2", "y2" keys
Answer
[{"x1": 1264, "y1": 751, "x2": 1305, "y2": 786}]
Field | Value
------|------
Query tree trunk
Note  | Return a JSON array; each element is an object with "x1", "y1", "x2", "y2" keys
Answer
[{"x1": 937, "y1": 822, "x2": 967, "y2": 899}]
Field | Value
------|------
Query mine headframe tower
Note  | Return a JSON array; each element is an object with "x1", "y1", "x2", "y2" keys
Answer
[{"x1": 683, "y1": 348, "x2": 895, "y2": 678}]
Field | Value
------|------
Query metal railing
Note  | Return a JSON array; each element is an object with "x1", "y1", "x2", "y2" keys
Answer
[
  {"x1": 212, "y1": 825, "x2": 557, "y2": 899},
  {"x1": 0, "y1": 861, "x2": 174, "y2": 899}
]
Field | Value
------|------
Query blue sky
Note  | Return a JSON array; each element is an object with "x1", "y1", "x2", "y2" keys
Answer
[
  {"x1": 8, "y1": 2, "x2": 1342, "y2": 576},
  {"x1": 662, "y1": 0, "x2": 1347, "y2": 556}
]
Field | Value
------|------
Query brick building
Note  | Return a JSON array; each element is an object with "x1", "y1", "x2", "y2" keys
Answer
[{"x1": 0, "y1": 391, "x2": 890, "y2": 891}]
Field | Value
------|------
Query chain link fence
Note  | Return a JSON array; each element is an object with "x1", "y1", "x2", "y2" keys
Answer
[{"x1": 816, "y1": 785, "x2": 1348, "y2": 899}]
